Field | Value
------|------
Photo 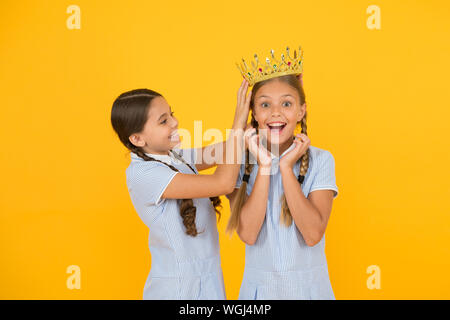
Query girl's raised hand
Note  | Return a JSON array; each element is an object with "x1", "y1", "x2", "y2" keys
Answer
[
  {"x1": 279, "y1": 134, "x2": 310, "y2": 169},
  {"x1": 232, "y1": 79, "x2": 252, "y2": 130},
  {"x1": 245, "y1": 128, "x2": 272, "y2": 174}
]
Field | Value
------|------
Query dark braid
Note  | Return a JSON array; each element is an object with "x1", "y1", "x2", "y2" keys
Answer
[
  {"x1": 129, "y1": 145, "x2": 199, "y2": 236},
  {"x1": 171, "y1": 150, "x2": 222, "y2": 221}
]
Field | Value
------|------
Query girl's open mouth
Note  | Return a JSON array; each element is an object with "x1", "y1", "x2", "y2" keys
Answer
[
  {"x1": 169, "y1": 130, "x2": 180, "y2": 141},
  {"x1": 267, "y1": 122, "x2": 286, "y2": 134}
]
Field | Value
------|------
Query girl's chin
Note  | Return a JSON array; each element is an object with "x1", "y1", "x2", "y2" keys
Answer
[
  {"x1": 265, "y1": 133, "x2": 292, "y2": 145},
  {"x1": 170, "y1": 140, "x2": 181, "y2": 149}
]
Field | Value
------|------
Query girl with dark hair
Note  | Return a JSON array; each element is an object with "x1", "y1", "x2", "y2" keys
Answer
[{"x1": 111, "y1": 80, "x2": 251, "y2": 299}]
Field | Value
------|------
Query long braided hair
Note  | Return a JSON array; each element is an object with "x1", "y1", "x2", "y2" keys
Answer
[
  {"x1": 111, "y1": 89, "x2": 222, "y2": 237},
  {"x1": 226, "y1": 75, "x2": 309, "y2": 234}
]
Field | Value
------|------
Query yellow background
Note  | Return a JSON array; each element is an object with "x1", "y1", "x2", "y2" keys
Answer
[{"x1": 1, "y1": 0, "x2": 449, "y2": 299}]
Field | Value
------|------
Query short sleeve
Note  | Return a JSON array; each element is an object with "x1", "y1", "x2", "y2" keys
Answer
[
  {"x1": 127, "y1": 162, "x2": 178, "y2": 206},
  {"x1": 309, "y1": 150, "x2": 339, "y2": 199}
]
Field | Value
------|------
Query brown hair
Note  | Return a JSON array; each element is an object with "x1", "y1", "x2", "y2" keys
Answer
[
  {"x1": 226, "y1": 75, "x2": 309, "y2": 234},
  {"x1": 111, "y1": 88, "x2": 222, "y2": 237}
]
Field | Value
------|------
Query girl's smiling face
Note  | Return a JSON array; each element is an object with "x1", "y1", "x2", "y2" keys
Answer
[
  {"x1": 252, "y1": 79, "x2": 306, "y2": 152},
  {"x1": 129, "y1": 96, "x2": 180, "y2": 155}
]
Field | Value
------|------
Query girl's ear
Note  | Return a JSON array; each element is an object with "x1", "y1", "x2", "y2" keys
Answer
[
  {"x1": 297, "y1": 102, "x2": 306, "y2": 122},
  {"x1": 129, "y1": 134, "x2": 146, "y2": 148}
]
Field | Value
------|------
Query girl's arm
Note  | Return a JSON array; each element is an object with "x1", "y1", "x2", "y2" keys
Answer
[
  {"x1": 194, "y1": 84, "x2": 253, "y2": 172},
  {"x1": 232, "y1": 132, "x2": 273, "y2": 245},
  {"x1": 280, "y1": 166, "x2": 334, "y2": 247},
  {"x1": 279, "y1": 133, "x2": 335, "y2": 246},
  {"x1": 194, "y1": 141, "x2": 226, "y2": 171},
  {"x1": 162, "y1": 80, "x2": 251, "y2": 199},
  {"x1": 163, "y1": 129, "x2": 244, "y2": 199},
  {"x1": 162, "y1": 161, "x2": 241, "y2": 199},
  {"x1": 236, "y1": 165, "x2": 271, "y2": 245}
]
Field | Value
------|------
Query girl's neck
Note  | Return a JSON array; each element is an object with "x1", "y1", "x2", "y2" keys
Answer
[
  {"x1": 267, "y1": 136, "x2": 295, "y2": 157},
  {"x1": 142, "y1": 147, "x2": 170, "y2": 156}
]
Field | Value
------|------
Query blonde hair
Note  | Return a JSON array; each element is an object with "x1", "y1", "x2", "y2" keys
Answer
[{"x1": 226, "y1": 75, "x2": 310, "y2": 234}]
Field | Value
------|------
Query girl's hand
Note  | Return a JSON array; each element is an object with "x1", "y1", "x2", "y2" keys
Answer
[
  {"x1": 279, "y1": 134, "x2": 310, "y2": 169},
  {"x1": 245, "y1": 128, "x2": 272, "y2": 174},
  {"x1": 232, "y1": 79, "x2": 252, "y2": 130}
]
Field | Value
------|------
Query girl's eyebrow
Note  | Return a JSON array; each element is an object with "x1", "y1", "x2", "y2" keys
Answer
[
  {"x1": 256, "y1": 94, "x2": 293, "y2": 99},
  {"x1": 158, "y1": 113, "x2": 167, "y2": 121},
  {"x1": 157, "y1": 107, "x2": 172, "y2": 121}
]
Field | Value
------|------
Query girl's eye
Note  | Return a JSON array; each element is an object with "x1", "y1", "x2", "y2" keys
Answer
[
  {"x1": 161, "y1": 111, "x2": 174, "y2": 124},
  {"x1": 261, "y1": 102, "x2": 269, "y2": 108},
  {"x1": 282, "y1": 101, "x2": 292, "y2": 107}
]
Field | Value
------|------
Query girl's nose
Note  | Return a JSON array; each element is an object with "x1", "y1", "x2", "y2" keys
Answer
[
  {"x1": 171, "y1": 116, "x2": 178, "y2": 128},
  {"x1": 270, "y1": 106, "x2": 282, "y2": 117}
]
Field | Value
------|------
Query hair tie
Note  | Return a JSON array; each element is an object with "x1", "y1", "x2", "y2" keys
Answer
[
  {"x1": 297, "y1": 174, "x2": 305, "y2": 184},
  {"x1": 243, "y1": 174, "x2": 250, "y2": 183}
]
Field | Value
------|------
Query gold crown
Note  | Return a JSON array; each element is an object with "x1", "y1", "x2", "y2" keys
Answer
[{"x1": 236, "y1": 46, "x2": 303, "y2": 86}]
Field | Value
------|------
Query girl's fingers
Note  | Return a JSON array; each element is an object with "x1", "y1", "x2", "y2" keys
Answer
[
  {"x1": 239, "y1": 81, "x2": 249, "y2": 108},
  {"x1": 250, "y1": 133, "x2": 258, "y2": 143},
  {"x1": 250, "y1": 134, "x2": 260, "y2": 151},
  {"x1": 246, "y1": 134, "x2": 272, "y2": 166},
  {"x1": 238, "y1": 79, "x2": 244, "y2": 95},
  {"x1": 237, "y1": 79, "x2": 245, "y2": 104},
  {"x1": 244, "y1": 88, "x2": 252, "y2": 108},
  {"x1": 293, "y1": 137, "x2": 305, "y2": 151},
  {"x1": 244, "y1": 128, "x2": 256, "y2": 147},
  {"x1": 293, "y1": 134, "x2": 310, "y2": 155},
  {"x1": 296, "y1": 133, "x2": 309, "y2": 143},
  {"x1": 244, "y1": 127, "x2": 256, "y2": 137},
  {"x1": 247, "y1": 134, "x2": 259, "y2": 155}
]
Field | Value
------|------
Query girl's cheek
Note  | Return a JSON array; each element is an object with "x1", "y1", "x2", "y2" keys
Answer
[{"x1": 256, "y1": 112, "x2": 268, "y2": 124}]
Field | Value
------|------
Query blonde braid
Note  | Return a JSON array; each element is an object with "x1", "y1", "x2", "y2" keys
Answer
[
  {"x1": 226, "y1": 148, "x2": 254, "y2": 234},
  {"x1": 280, "y1": 113, "x2": 310, "y2": 226}
]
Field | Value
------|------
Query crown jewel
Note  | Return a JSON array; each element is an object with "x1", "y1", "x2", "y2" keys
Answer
[{"x1": 236, "y1": 46, "x2": 303, "y2": 86}]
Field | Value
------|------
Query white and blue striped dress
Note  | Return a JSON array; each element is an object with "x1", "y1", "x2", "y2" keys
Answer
[
  {"x1": 235, "y1": 144, "x2": 339, "y2": 300},
  {"x1": 126, "y1": 148, "x2": 226, "y2": 300}
]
